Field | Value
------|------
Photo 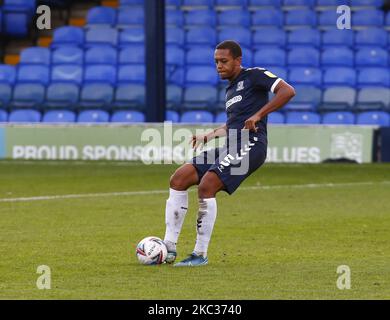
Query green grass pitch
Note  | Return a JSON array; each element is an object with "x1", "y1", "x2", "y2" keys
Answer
[{"x1": 0, "y1": 161, "x2": 390, "y2": 299}]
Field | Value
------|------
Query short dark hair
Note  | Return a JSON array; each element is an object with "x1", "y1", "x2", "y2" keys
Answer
[{"x1": 215, "y1": 40, "x2": 242, "y2": 59}]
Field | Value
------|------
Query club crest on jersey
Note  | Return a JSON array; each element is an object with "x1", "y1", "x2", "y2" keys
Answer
[{"x1": 236, "y1": 81, "x2": 244, "y2": 92}]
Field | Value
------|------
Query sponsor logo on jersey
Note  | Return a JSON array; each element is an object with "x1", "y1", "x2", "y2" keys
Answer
[
  {"x1": 226, "y1": 95, "x2": 242, "y2": 110},
  {"x1": 264, "y1": 71, "x2": 277, "y2": 78}
]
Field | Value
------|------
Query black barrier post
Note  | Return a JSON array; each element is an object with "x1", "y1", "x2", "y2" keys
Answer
[{"x1": 144, "y1": 0, "x2": 166, "y2": 123}]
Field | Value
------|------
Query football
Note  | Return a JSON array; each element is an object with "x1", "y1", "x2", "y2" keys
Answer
[{"x1": 136, "y1": 236, "x2": 168, "y2": 265}]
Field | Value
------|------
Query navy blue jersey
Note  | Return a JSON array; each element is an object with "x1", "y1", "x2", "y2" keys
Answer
[{"x1": 224, "y1": 67, "x2": 281, "y2": 139}]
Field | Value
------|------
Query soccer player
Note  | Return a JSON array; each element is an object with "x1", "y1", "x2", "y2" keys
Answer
[{"x1": 163, "y1": 40, "x2": 296, "y2": 266}]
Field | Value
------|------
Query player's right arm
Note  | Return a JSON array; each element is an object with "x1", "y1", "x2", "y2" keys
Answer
[{"x1": 191, "y1": 124, "x2": 227, "y2": 150}]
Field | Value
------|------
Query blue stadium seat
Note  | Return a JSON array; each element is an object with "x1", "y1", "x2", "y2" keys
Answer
[
  {"x1": 287, "y1": 28, "x2": 321, "y2": 48},
  {"x1": 253, "y1": 28, "x2": 286, "y2": 49},
  {"x1": 42, "y1": 110, "x2": 76, "y2": 123},
  {"x1": 77, "y1": 110, "x2": 109, "y2": 123},
  {"x1": 2, "y1": 5, "x2": 30, "y2": 37},
  {"x1": 218, "y1": 9, "x2": 251, "y2": 27},
  {"x1": 167, "y1": 67, "x2": 185, "y2": 85},
  {"x1": 268, "y1": 112, "x2": 285, "y2": 124},
  {"x1": 185, "y1": 9, "x2": 217, "y2": 27},
  {"x1": 186, "y1": 47, "x2": 214, "y2": 66},
  {"x1": 166, "y1": 0, "x2": 181, "y2": 7},
  {"x1": 167, "y1": 84, "x2": 183, "y2": 109},
  {"x1": 79, "y1": 83, "x2": 114, "y2": 109},
  {"x1": 386, "y1": 11, "x2": 390, "y2": 29},
  {"x1": 51, "y1": 26, "x2": 84, "y2": 48},
  {"x1": 120, "y1": 0, "x2": 144, "y2": 6},
  {"x1": 350, "y1": 0, "x2": 383, "y2": 8},
  {"x1": 20, "y1": 47, "x2": 50, "y2": 65},
  {"x1": 288, "y1": 67, "x2": 322, "y2": 86},
  {"x1": 355, "y1": 28, "x2": 388, "y2": 48},
  {"x1": 180, "y1": 110, "x2": 214, "y2": 123},
  {"x1": 215, "y1": 112, "x2": 227, "y2": 123},
  {"x1": 182, "y1": 0, "x2": 214, "y2": 8},
  {"x1": 119, "y1": 45, "x2": 145, "y2": 64},
  {"x1": 283, "y1": 0, "x2": 316, "y2": 7},
  {"x1": 10, "y1": 83, "x2": 45, "y2": 109},
  {"x1": 357, "y1": 67, "x2": 390, "y2": 87},
  {"x1": 17, "y1": 65, "x2": 50, "y2": 85},
  {"x1": 0, "y1": 110, "x2": 8, "y2": 122},
  {"x1": 355, "y1": 48, "x2": 388, "y2": 67},
  {"x1": 215, "y1": 0, "x2": 247, "y2": 7},
  {"x1": 249, "y1": 0, "x2": 282, "y2": 7},
  {"x1": 319, "y1": 87, "x2": 356, "y2": 111},
  {"x1": 267, "y1": 67, "x2": 287, "y2": 80},
  {"x1": 321, "y1": 29, "x2": 354, "y2": 48},
  {"x1": 166, "y1": 110, "x2": 180, "y2": 122},
  {"x1": 352, "y1": 10, "x2": 384, "y2": 27},
  {"x1": 254, "y1": 48, "x2": 286, "y2": 66},
  {"x1": 322, "y1": 112, "x2": 355, "y2": 125},
  {"x1": 85, "y1": 27, "x2": 118, "y2": 47},
  {"x1": 288, "y1": 47, "x2": 320, "y2": 67},
  {"x1": 0, "y1": 65, "x2": 16, "y2": 84},
  {"x1": 321, "y1": 47, "x2": 354, "y2": 67},
  {"x1": 113, "y1": 84, "x2": 145, "y2": 109},
  {"x1": 111, "y1": 110, "x2": 145, "y2": 123},
  {"x1": 167, "y1": 45, "x2": 185, "y2": 68},
  {"x1": 84, "y1": 65, "x2": 117, "y2": 85},
  {"x1": 316, "y1": 0, "x2": 347, "y2": 7},
  {"x1": 86, "y1": 6, "x2": 117, "y2": 27},
  {"x1": 45, "y1": 83, "x2": 80, "y2": 109},
  {"x1": 284, "y1": 85, "x2": 321, "y2": 111},
  {"x1": 356, "y1": 87, "x2": 390, "y2": 111},
  {"x1": 166, "y1": 27, "x2": 185, "y2": 47},
  {"x1": 183, "y1": 85, "x2": 218, "y2": 109},
  {"x1": 52, "y1": 47, "x2": 83, "y2": 65},
  {"x1": 285, "y1": 111, "x2": 321, "y2": 124},
  {"x1": 186, "y1": 27, "x2": 217, "y2": 47},
  {"x1": 118, "y1": 65, "x2": 145, "y2": 83},
  {"x1": 51, "y1": 65, "x2": 83, "y2": 84},
  {"x1": 85, "y1": 47, "x2": 117, "y2": 65},
  {"x1": 166, "y1": 9, "x2": 184, "y2": 27},
  {"x1": 117, "y1": 7, "x2": 144, "y2": 26},
  {"x1": 218, "y1": 27, "x2": 252, "y2": 49},
  {"x1": 119, "y1": 28, "x2": 144, "y2": 47},
  {"x1": 0, "y1": 84, "x2": 12, "y2": 109},
  {"x1": 285, "y1": 9, "x2": 317, "y2": 28},
  {"x1": 185, "y1": 66, "x2": 218, "y2": 85},
  {"x1": 356, "y1": 111, "x2": 390, "y2": 126},
  {"x1": 252, "y1": 9, "x2": 284, "y2": 27},
  {"x1": 323, "y1": 67, "x2": 356, "y2": 87},
  {"x1": 9, "y1": 109, "x2": 41, "y2": 123},
  {"x1": 241, "y1": 47, "x2": 254, "y2": 67},
  {"x1": 318, "y1": 9, "x2": 338, "y2": 29}
]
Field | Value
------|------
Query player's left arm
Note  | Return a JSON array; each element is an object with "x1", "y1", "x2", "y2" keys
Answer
[{"x1": 244, "y1": 80, "x2": 295, "y2": 132}]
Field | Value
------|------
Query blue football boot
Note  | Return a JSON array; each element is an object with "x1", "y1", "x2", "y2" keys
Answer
[{"x1": 173, "y1": 252, "x2": 208, "y2": 267}]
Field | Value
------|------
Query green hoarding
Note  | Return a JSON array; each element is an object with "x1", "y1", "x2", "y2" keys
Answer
[{"x1": 0, "y1": 124, "x2": 375, "y2": 163}]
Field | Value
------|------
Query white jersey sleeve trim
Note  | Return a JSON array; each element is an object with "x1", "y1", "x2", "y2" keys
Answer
[{"x1": 270, "y1": 78, "x2": 282, "y2": 94}]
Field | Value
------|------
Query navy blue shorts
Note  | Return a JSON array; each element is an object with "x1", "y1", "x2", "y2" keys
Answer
[{"x1": 190, "y1": 135, "x2": 267, "y2": 195}]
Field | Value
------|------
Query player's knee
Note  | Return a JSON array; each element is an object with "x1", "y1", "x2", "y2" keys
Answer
[
  {"x1": 170, "y1": 172, "x2": 191, "y2": 191},
  {"x1": 198, "y1": 181, "x2": 215, "y2": 198}
]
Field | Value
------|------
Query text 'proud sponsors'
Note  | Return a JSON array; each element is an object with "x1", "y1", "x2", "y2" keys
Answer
[{"x1": 12, "y1": 145, "x2": 322, "y2": 163}]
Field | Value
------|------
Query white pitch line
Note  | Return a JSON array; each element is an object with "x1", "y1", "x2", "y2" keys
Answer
[{"x1": 1, "y1": 181, "x2": 389, "y2": 203}]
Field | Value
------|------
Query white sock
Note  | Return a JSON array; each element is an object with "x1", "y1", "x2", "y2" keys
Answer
[
  {"x1": 163, "y1": 188, "x2": 188, "y2": 252},
  {"x1": 194, "y1": 198, "x2": 217, "y2": 257}
]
